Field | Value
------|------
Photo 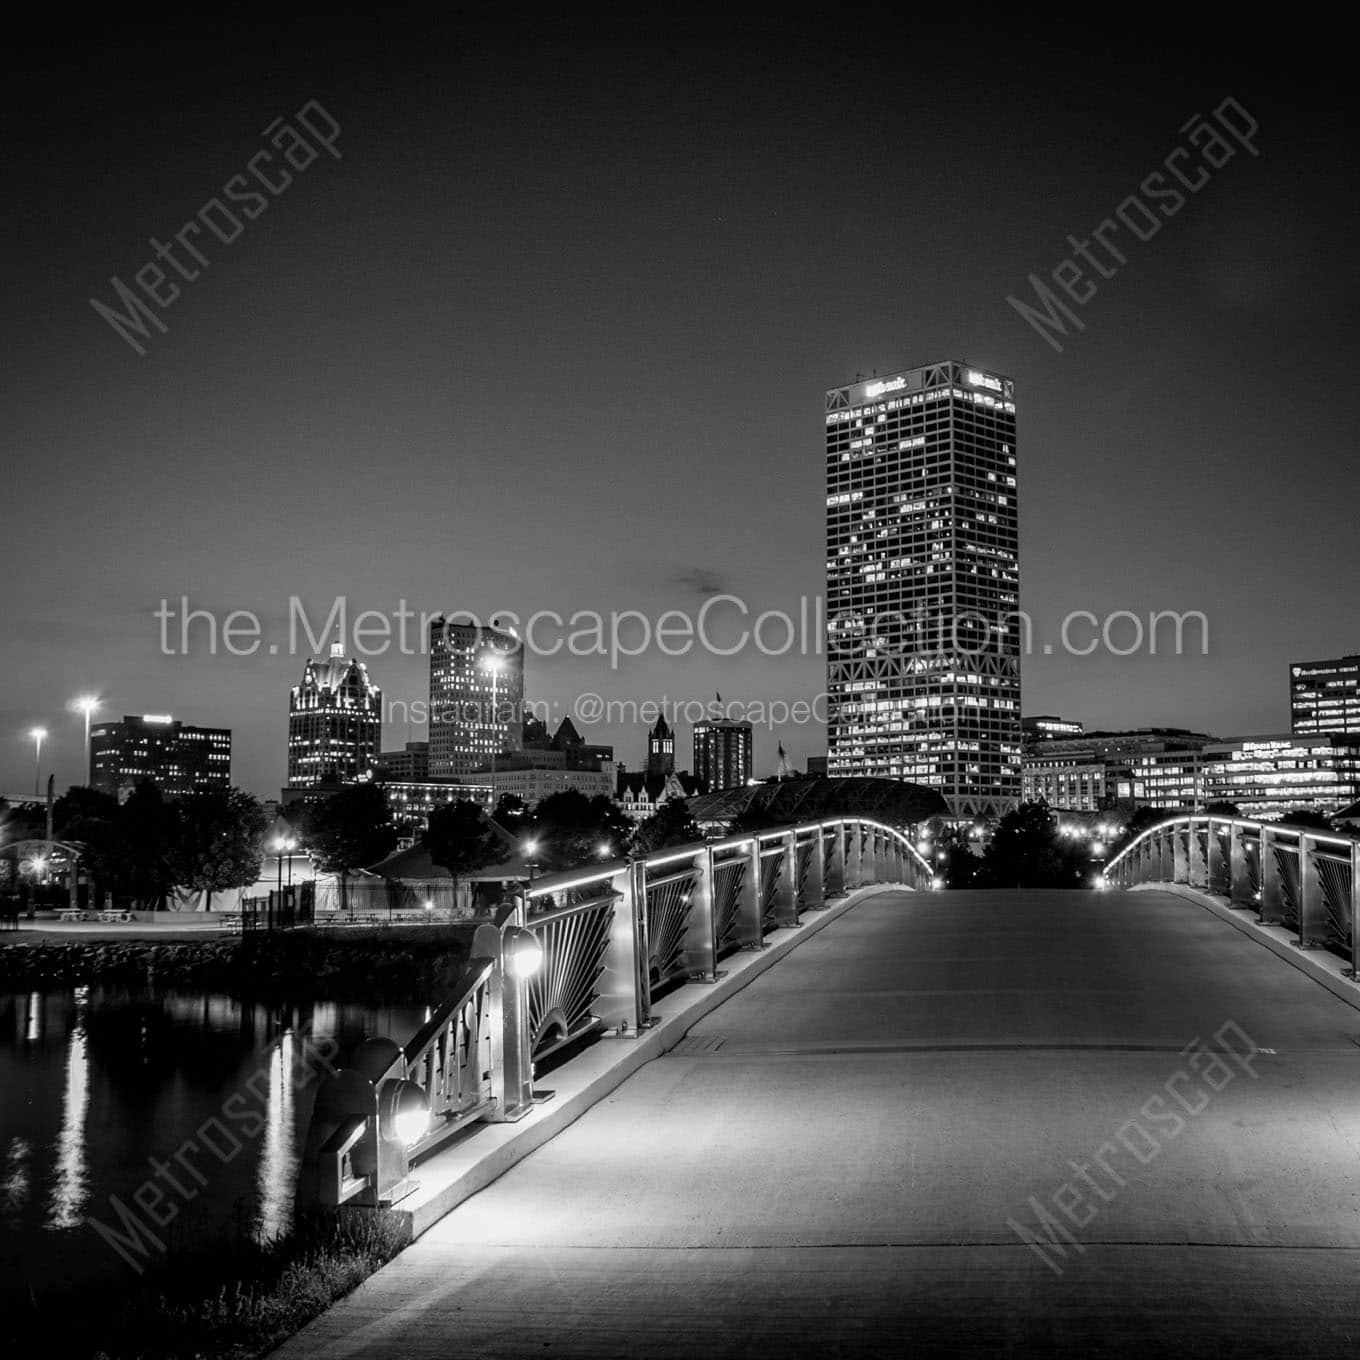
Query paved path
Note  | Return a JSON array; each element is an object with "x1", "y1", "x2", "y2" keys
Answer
[{"x1": 275, "y1": 888, "x2": 1360, "y2": 1358}]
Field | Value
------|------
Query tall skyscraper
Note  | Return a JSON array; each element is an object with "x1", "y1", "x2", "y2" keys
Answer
[
  {"x1": 693, "y1": 719, "x2": 753, "y2": 791},
  {"x1": 287, "y1": 642, "x2": 383, "y2": 788},
  {"x1": 825, "y1": 360, "x2": 1021, "y2": 819},
  {"x1": 428, "y1": 618, "x2": 525, "y2": 778},
  {"x1": 1291, "y1": 654, "x2": 1360, "y2": 735},
  {"x1": 90, "y1": 714, "x2": 231, "y2": 800}
]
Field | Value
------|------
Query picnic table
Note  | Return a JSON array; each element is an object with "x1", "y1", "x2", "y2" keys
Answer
[{"x1": 57, "y1": 908, "x2": 87, "y2": 923}]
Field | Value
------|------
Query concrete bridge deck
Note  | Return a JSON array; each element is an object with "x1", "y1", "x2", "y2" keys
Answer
[{"x1": 275, "y1": 888, "x2": 1360, "y2": 1358}]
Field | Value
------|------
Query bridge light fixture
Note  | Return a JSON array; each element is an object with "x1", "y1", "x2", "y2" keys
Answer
[
  {"x1": 506, "y1": 926, "x2": 543, "y2": 979},
  {"x1": 931, "y1": 876, "x2": 945, "y2": 891},
  {"x1": 378, "y1": 1078, "x2": 431, "y2": 1148}
]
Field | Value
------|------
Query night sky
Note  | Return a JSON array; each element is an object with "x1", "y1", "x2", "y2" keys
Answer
[{"x1": 5, "y1": 16, "x2": 1357, "y2": 796}]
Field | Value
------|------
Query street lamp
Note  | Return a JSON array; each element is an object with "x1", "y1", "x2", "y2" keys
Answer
[
  {"x1": 522, "y1": 838, "x2": 539, "y2": 891},
  {"x1": 272, "y1": 837, "x2": 287, "y2": 899},
  {"x1": 28, "y1": 727, "x2": 46, "y2": 798},
  {"x1": 71, "y1": 696, "x2": 100, "y2": 786}
]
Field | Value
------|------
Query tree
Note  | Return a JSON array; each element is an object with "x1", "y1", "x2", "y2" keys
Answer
[
  {"x1": 1203, "y1": 800, "x2": 1241, "y2": 817},
  {"x1": 980, "y1": 801, "x2": 1086, "y2": 889},
  {"x1": 173, "y1": 787, "x2": 268, "y2": 910},
  {"x1": 302, "y1": 784, "x2": 397, "y2": 912},
  {"x1": 491, "y1": 793, "x2": 528, "y2": 835},
  {"x1": 115, "y1": 781, "x2": 181, "y2": 910},
  {"x1": 424, "y1": 800, "x2": 508, "y2": 907},
  {"x1": 1275, "y1": 808, "x2": 1335, "y2": 831},
  {"x1": 528, "y1": 791, "x2": 634, "y2": 871},
  {"x1": 631, "y1": 798, "x2": 700, "y2": 857}
]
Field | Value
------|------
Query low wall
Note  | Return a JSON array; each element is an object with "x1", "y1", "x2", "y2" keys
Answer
[{"x1": 0, "y1": 924, "x2": 479, "y2": 997}]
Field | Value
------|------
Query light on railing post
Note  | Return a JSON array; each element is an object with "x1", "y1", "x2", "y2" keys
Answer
[{"x1": 505, "y1": 926, "x2": 543, "y2": 978}]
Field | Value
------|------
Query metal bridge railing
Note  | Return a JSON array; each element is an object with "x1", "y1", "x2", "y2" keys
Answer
[
  {"x1": 1103, "y1": 813, "x2": 1360, "y2": 975},
  {"x1": 298, "y1": 817, "x2": 933, "y2": 1209}
]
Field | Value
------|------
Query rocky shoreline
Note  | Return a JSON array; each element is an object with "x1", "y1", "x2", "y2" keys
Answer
[{"x1": 0, "y1": 927, "x2": 474, "y2": 999}]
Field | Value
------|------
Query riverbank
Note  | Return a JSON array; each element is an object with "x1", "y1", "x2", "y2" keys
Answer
[
  {"x1": 3, "y1": 1207, "x2": 411, "y2": 1360},
  {"x1": 0, "y1": 925, "x2": 474, "y2": 998}
]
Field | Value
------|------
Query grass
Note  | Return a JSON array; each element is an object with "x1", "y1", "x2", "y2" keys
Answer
[{"x1": 15, "y1": 1208, "x2": 411, "y2": 1360}]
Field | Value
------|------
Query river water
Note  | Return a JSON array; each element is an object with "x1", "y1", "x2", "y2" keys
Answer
[{"x1": 0, "y1": 985, "x2": 426, "y2": 1305}]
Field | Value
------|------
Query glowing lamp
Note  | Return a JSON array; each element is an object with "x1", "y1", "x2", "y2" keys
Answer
[
  {"x1": 378, "y1": 1079, "x2": 430, "y2": 1147},
  {"x1": 505, "y1": 926, "x2": 543, "y2": 979}
]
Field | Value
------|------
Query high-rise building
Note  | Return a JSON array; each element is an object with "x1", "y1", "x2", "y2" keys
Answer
[
  {"x1": 825, "y1": 360, "x2": 1021, "y2": 819},
  {"x1": 1291, "y1": 654, "x2": 1360, "y2": 735},
  {"x1": 693, "y1": 719, "x2": 753, "y2": 791},
  {"x1": 287, "y1": 643, "x2": 382, "y2": 788},
  {"x1": 645, "y1": 712, "x2": 675, "y2": 777},
  {"x1": 90, "y1": 714, "x2": 231, "y2": 800},
  {"x1": 428, "y1": 618, "x2": 524, "y2": 778}
]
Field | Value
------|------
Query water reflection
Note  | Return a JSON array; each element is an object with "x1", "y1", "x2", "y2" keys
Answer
[
  {"x1": 46, "y1": 987, "x2": 89, "y2": 1229},
  {"x1": 3, "y1": 1137, "x2": 31, "y2": 1211},
  {"x1": 0, "y1": 986, "x2": 426, "y2": 1303},
  {"x1": 255, "y1": 1031, "x2": 295, "y2": 1242}
]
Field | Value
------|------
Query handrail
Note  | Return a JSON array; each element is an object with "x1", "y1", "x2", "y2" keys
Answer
[
  {"x1": 298, "y1": 815, "x2": 936, "y2": 1210},
  {"x1": 1103, "y1": 812, "x2": 1360, "y2": 977}
]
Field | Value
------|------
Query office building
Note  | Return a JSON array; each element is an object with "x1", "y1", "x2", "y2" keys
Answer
[
  {"x1": 379, "y1": 778, "x2": 492, "y2": 830},
  {"x1": 1202, "y1": 734, "x2": 1360, "y2": 820},
  {"x1": 376, "y1": 741, "x2": 429, "y2": 781},
  {"x1": 90, "y1": 714, "x2": 231, "y2": 800},
  {"x1": 287, "y1": 642, "x2": 383, "y2": 788},
  {"x1": 1291, "y1": 654, "x2": 1360, "y2": 735},
  {"x1": 825, "y1": 360, "x2": 1021, "y2": 819},
  {"x1": 472, "y1": 717, "x2": 616, "y2": 807},
  {"x1": 1022, "y1": 759, "x2": 1107, "y2": 812},
  {"x1": 428, "y1": 618, "x2": 524, "y2": 778},
  {"x1": 1021, "y1": 715, "x2": 1085, "y2": 748},
  {"x1": 693, "y1": 719, "x2": 753, "y2": 792}
]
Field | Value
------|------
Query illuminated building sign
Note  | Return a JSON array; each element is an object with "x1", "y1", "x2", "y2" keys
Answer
[
  {"x1": 966, "y1": 370, "x2": 1002, "y2": 392},
  {"x1": 864, "y1": 376, "x2": 908, "y2": 398}
]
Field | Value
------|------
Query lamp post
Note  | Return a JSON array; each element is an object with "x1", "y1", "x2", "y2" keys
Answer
[
  {"x1": 71, "y1": 697, "x2": 100, "y2": 787},
  {"x1": 523, "y1": 838, "x2": 539, "y2": 894},
  {"x1": 28, "y1": 727, "x2": 46, "y2": 798}
]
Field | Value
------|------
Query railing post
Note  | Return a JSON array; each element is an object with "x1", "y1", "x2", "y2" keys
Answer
[
  {"x1": 803, "y1": 829, "x2": 826, "y2": 909},
  {"x1": 735, "y1": 838, "x2": 764, "y2": 949},
  {"x1": 683, "y1": 845, "x2": 720, "y2": 981},
  {"x1": 1207, "y1": 820, "x2": 1226, "y2": 894},
  {"x1": 1349, "y1": 842, "x2": 1360, "y2": 980},
  {"x1": 596, "y1": 860, "x2": 650, "y2": 1034},
  {"x1": 1188, "y1": 819, "x2": 1206, "y2": 887},
  {"x1": 769, "y1": 830, "x2": 799, "y2": 928},
  {"x1": 1259, "y1": 825, "x2": 1283, "y2": 925},
  {"x1": 1298, "y1": 835, "x2": 1324, "y2": 949},
  {"x1": 1229, "y1": 823, "x2": 1251, "y2": 905},
  {"x1": 846, "y1": 820, "x2": 864, "y2": 889},
  {"x1": 825, "y1": 823, "x2": 846, "y2": 896},
  {"x1": 485, "y1": 899, "x2": 534, "y2": 1122},
  {"x1": 1173, "y1": 824, "x2": 1189, "y2": 883}
]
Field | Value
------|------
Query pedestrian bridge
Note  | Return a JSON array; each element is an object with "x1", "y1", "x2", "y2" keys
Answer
[{"x1": 284, "y1": 817, "x2": 1360, "y2": 1358}]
